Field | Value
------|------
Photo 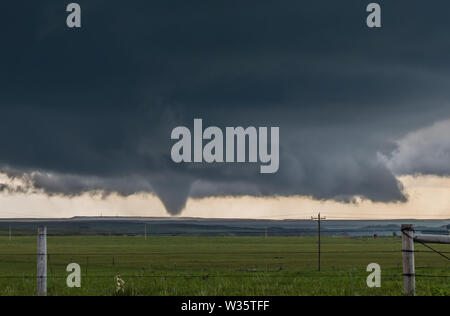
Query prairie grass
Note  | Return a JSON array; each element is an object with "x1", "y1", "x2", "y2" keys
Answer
[{"x1": 0, "y1": 236, "x2": 448, "y2": 296}]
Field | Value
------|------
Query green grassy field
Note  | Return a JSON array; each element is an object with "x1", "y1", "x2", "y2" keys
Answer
[{"x1": 0, "y1": 236, "x2": 448, "y2": 296}]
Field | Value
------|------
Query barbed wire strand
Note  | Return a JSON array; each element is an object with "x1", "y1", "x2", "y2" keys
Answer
[{"x1": 401, "y1": 228, "x2": 450, "y2": 261}]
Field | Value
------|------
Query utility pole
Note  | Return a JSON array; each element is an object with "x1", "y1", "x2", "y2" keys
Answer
[
  {"x1": 9, "y1": 225, "x2": 12, "y2": 241},
  {"x1": 311, "y1": 213, "x2": 326, "y2": 272},
  {"x1": 145, "y1": 224, "x2": 147, "y2": 240}
]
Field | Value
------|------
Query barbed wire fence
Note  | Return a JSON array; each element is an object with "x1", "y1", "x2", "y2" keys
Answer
[
  {"x1": 0, "y1": 223, "x2": 448, "y2": 296},
  {"x1": 401, "y1": 224, "x2": 450, "y2": 295}
]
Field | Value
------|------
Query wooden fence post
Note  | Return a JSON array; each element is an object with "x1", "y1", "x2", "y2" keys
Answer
[
  {"x1": 37, "y1": 226, "x2": 47, "y2": 296},
  {"x1": 401, "y1": 224, "x2": 415, "y2": 296}
]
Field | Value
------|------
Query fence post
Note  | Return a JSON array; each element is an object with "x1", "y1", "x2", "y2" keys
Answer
[
  {"x1": 401, "y1": 224, "x2": 415, "y2": 296},
  {"x1": 37, "y1": 226, "x2": 47, "y2": 296}
]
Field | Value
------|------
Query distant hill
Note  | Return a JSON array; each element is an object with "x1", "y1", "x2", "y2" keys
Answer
[{"x1": 0, "y1": 217, "x2": 448, "y2": 237}]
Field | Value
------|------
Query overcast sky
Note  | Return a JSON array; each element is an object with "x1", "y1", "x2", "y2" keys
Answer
[{"x1": 1, "y1": 1, "x2": 450, "y2": 218}]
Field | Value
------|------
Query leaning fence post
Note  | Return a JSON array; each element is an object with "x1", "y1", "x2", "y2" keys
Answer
[
  {"x1": 401, "y1": 224, "x2": 415, "y2": 296},
  {"x1": 37, "y1": 226, "x2": 47, "y2": 296}
]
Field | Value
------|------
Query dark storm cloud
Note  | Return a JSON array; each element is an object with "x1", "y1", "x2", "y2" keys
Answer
[
  {"x1": 384, "y1": 120, "x2": 450, "y2": 176},
  {"x1": 1, "y1": 1, "x2": 450, "y2": 215}
]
